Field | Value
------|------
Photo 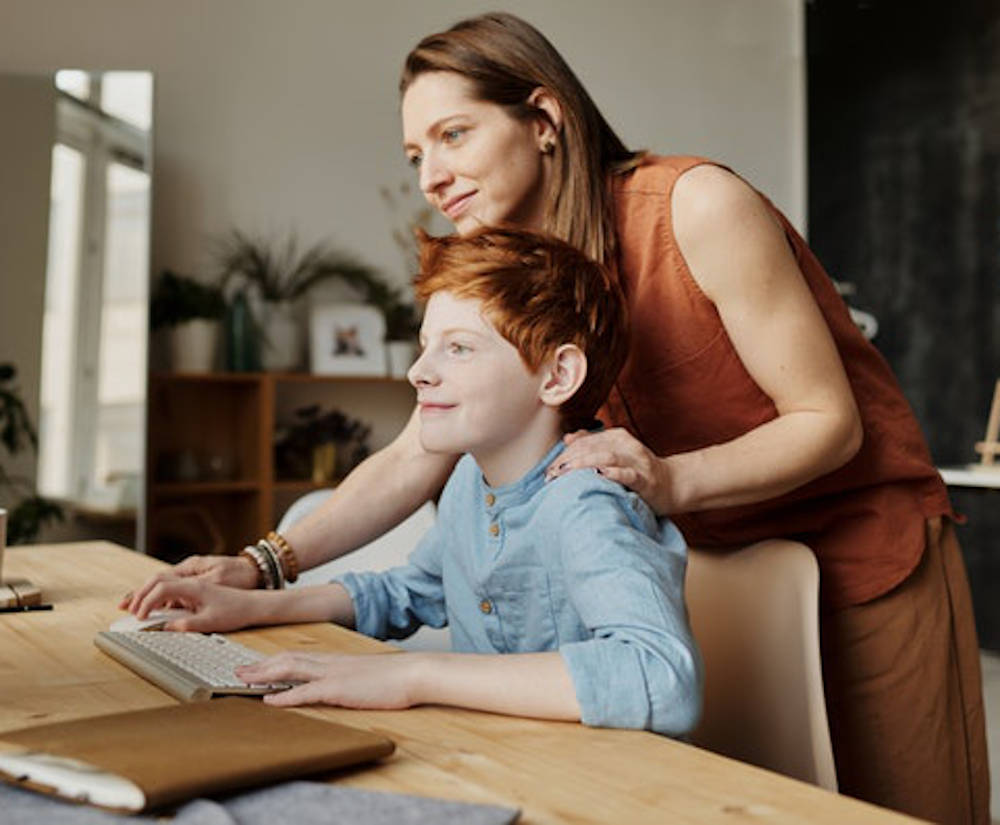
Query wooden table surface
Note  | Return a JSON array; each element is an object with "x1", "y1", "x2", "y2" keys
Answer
[{"x1": 0, "y1": 542, "x2": 924, "y2": 824}]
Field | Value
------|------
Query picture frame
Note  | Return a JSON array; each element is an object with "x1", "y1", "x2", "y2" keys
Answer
[{"x1": 309, "y1": 303, "x2": 387, "y2": 376}]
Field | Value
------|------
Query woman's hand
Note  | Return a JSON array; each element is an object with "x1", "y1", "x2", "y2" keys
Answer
[
  {"x1": 236, "y1": 651, "x2": 421, "y2": 710},
  {"x1": 120, "y1": 554, "x2": 258, "y2": 614},
  {"x1": 548, "y1": 428, "x2": 675, "y2": 514},
  {"x1": 128, "y1": 579, "x2": 264, "y2": 634}
]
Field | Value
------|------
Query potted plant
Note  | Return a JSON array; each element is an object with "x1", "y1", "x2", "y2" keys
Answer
[
  {"x1": 0, "y1": 364, "x2": 63, "y2": 544},
  {"x1": 273, "y1": 404, "x2": 371, "y2": 482},
  {"x1": 150, "y1": 270, "x2": 226, "y2": 372},
  {"x1": 216, "y1": 230, "x2": 419, "y2": 375},
  {"x1": 216, "y1": 231, "x2": 361, "y2": 371}
]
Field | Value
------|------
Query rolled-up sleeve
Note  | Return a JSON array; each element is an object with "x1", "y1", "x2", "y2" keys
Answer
[
  {"x1": 335, "y1": 523, "x2": 449, "y2": 641},
  {"x1": 556, "y1": 481, "x2": 703, "y2": 737}
]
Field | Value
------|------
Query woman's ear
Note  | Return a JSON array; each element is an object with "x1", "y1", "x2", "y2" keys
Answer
[
  {"x1": 527, "y1": 87, "x2": 563, "y2": 152},
  {"x1": 539, "y1": 344, "x2": 586, "y2": 409}
]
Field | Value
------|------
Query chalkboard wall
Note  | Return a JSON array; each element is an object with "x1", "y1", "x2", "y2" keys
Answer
[{"x1": 808, "y1": 1, "x2": 1000, "y2": 648}]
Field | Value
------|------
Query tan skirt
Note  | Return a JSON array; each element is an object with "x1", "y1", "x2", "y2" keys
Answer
[{"x1": 820, "y1": 517, "x2": 990, "y2": 824}]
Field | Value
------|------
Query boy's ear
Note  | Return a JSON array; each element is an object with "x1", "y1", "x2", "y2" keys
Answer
[{"x1": 539, "y1": 344, "x2": 586, "y2": 409}]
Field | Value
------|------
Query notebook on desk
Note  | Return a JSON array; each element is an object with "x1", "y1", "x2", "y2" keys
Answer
[{"x1": 0, "y1": 697, "x2": 394, "y2": 813}]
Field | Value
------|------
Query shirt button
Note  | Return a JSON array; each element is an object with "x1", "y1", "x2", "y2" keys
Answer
[
  {"x1": 488, "y1": 523, "x2": 500, "y2": 537},
  {"x1": 485, "y1": 493, "x2": 496, "y2": 506},
  {"x1": 479, "y1": 599, "x2": 493, "y2": 614}
]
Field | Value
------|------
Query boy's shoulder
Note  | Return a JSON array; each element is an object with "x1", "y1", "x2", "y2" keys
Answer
[{"x1": 539, "y1": 467, "x2": 657, "y2": 533}]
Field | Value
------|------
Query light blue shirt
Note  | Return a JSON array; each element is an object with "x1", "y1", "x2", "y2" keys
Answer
[{"x1": 337, "y1": 440, "x2": 702, "y2": 737}]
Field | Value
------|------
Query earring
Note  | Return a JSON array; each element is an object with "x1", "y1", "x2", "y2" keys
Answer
[{"x1": 542, "y1": 140, "x2": 555, "y2": 155}]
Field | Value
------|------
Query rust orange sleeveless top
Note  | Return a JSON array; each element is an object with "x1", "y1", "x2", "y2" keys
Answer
[{"x1": 600, "y1": 155, "x2": 952, "y2": 610}]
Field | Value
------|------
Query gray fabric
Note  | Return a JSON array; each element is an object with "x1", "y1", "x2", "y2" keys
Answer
[{"x1": 0, "y1": 780, "x2": 520, "y2": 824}]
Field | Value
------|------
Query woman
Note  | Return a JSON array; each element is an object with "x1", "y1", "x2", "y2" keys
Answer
[{"x1": 127, "y1": 12, "x2": 987, "y2": 822}]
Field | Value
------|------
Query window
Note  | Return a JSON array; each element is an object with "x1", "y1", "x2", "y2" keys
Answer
[{"x1": 37, "y1": 72, "x2": 152, "y2": 516}]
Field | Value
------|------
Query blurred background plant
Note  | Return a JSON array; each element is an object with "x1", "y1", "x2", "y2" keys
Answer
[
  {"x1": 216, "y1": 230, "x2": 420, "y2": 346},
  {"x1": 0, "y1": 363, "x2": 64, "y2": 544},
  {"x1": 274, "y1": 403, "x2": 371, "y2": 481},
  {"x1": 149, "y1": 269, "x2": 226, "y2": 329}
]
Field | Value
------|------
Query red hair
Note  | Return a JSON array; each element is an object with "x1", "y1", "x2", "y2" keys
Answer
[{"x1": 415, "y1": 227, "x2": 629, "y2": 432}]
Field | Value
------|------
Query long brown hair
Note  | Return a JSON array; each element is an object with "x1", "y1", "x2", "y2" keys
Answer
[{"x1": 400, "y1": 12, "x2": 644, "y2": 267}]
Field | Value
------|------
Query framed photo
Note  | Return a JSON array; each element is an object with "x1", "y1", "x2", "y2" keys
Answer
[{"x1": 309, "y1": 303, "x2": 387, "y2": 376}]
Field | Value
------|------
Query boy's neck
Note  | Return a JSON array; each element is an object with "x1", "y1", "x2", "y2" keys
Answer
[{"x1": 473, "y1": 413, "x2": 563, "y2": 488}]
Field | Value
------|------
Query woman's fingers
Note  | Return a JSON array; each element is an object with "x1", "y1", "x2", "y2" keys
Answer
[{"x1": 134, "y1": 579, "x2": 200, "y2": 619}]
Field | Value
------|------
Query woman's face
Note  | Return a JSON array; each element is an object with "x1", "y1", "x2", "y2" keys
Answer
[{"x1": 401, "y1": 71, "x2": 551, "y2": 235}]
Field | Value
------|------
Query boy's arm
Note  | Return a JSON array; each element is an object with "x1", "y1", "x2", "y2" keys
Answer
[
  {"x1": 243, "y1": 649, "x2": 582, "y2": 720},
  {"x1": 334, "y1": 527, "x2": 448, "y2": 640},
  {"x1": 554, "y1": 478, "x2": 703, "y2": 736}
]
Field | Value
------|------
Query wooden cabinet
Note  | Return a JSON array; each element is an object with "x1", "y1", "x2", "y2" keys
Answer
[{"x1": 145, "y1": 372, "x2": 413, "y2": 561}]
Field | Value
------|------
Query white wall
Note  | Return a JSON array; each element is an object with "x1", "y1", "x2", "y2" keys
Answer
[
  {"x1": 0, "y1": 0, "x2": 805, "y2": 289},
  {"x1": 0, "y1": 0, "x2": 804, "y2": 535},
  {"x1": 0, "y1": 76, "x2": 54, "y2": 486}
]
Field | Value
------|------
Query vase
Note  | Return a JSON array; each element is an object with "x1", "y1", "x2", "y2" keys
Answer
[
  {"x1": 312, "y1": 443, "x2": 337, "y2": 483},
  {"x1": 385, "y1": 340, "x2": 417, "y2": 379},
  {"x1": 169, "y1": 319, "x2": 219, "y2": 372},
  {"x1": 261, "y1": 300, "x2": 302, "y2": 371},
  {"x1": 224, "y1": 291, "x2": 261, "y2": 372}
]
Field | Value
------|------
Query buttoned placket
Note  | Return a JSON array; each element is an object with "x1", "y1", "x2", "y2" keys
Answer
[{"x1": 480, "y1": 488, "x2": 504, "y2": 648}]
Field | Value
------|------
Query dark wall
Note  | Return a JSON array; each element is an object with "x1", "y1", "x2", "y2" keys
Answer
[{"x1": 808, "y1": 1, "x2": 1000, "y2": 648}]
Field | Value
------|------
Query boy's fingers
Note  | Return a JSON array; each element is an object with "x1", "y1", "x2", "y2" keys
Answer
[{"x1": 263, "y1": 682, "x2": 323, "y2": 707}]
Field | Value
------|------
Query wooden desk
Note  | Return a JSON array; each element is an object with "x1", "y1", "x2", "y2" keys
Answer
[{"x1": 0, "y1": 542, "x2": 922, "y2": 824}]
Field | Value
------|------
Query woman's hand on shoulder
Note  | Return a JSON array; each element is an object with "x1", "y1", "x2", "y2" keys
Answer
[
  {"x1": 547, "y1": 427, "x2": 677, "y2": 515},
  {"x1": 119, "y1": 553, "x2": 258, "y2": 614}
]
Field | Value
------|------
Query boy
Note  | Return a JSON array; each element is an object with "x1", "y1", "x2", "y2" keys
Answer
[{"x1": 140, "y1": 228, "x2": 702, "y2": 736}]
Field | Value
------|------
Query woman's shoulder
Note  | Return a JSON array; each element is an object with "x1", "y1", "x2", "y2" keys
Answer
[{"x1": 617, "y1": 154, "x2": 724, "y2": 194}]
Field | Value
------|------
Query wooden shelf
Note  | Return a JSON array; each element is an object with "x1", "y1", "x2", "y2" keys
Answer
[
  {"x1": 152, "y1": 480, "x2": 261, "y2": 495},
  {"x1": 145, "y1": 371, "x2": 410, "y2": 560},
  {"x1": 151, "y1": 371, "x2": 408, "y2": 385}
]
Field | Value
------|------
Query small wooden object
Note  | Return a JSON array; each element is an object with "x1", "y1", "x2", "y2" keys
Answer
[
  {"x1": 973, "y1": 379, "x2": 1000, "y2": 467},
  {"x1": 0, "y1": 578, "x2": 42, "y2": 608}
]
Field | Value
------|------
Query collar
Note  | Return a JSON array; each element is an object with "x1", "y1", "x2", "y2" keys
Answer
[{"x1": 476, "y1": 440, "x2": 566, "y2": 509}]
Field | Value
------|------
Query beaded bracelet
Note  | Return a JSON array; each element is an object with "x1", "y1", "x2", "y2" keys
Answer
[
  {"x1": 266, "y1": 531, "x2": 300, "y2": 584},
  {"x1": 256, "y1": 539, "x2": 285, "y2": 590},
  {"x1": 238, "y1": 548, "x2": 263, "y2": 587},
  {"x1": 240, "y1": 545, "x2": 270, "y2": 589}
]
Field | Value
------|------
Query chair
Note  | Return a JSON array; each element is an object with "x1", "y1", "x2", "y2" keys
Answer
[
  {"x1": 277, "y1": 491, "x2": 451, "y2": 651},
  {"x1": 685, "y1": 540, "x2": 838, "y2": 791}
]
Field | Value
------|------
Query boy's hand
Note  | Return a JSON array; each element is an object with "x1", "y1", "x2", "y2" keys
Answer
[
  {"x1": 237, "y1": 652, "x2": 421, "y2": 710},
  {"x1": 129, "y1": 579, "x2": 262, "y2": 633},
  {"x1": 548, "y1": 428, "x2": 675, "y2": 514}
]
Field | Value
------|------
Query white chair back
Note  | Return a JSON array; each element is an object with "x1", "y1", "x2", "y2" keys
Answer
[{"x1": 686, "y1": 540, "x2": 838, "y2": 791}]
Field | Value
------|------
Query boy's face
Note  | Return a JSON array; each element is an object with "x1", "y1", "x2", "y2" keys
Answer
[{"x1": 408, "y1": 291, "x2": 545, "y2": 458}]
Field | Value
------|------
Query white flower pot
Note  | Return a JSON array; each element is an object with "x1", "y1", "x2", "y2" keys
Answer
[
  {"x1": 170, "y1": 319, "x2": 219, "y2": 372},
  {"x1": 386, "y1": 340, "x2": 417, "y2": 378},
  {"x1": 261, "y1": 301, "x2": 302, "y2": 371}
]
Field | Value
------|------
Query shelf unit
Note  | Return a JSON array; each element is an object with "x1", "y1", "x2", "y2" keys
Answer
[{"x1": 145, "y1": 371, "x2": 413, "y2": 562}]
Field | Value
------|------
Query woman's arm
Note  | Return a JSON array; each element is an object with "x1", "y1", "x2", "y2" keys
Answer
[
  {"x1": 123, "y1": 407, "x2": 458, "y2": 606},
  {"x1": 551, "y1": 165, "x2": 862, "y2": 515},
  {"x1": 283, "y1": 406, "x2": 456, "y2": 571},
  {"x1": 131, "y1": 578, "x2": 357, "y2": 633}
]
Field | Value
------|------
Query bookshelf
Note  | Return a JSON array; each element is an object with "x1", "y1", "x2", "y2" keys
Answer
[{"x1": 145, "y1": 371, "x2": 413, "y2": 561}]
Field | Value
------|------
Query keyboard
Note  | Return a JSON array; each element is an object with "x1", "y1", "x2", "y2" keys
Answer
[{"x1": 95, "y1": 630, "x2": 297, "y2": 703}]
